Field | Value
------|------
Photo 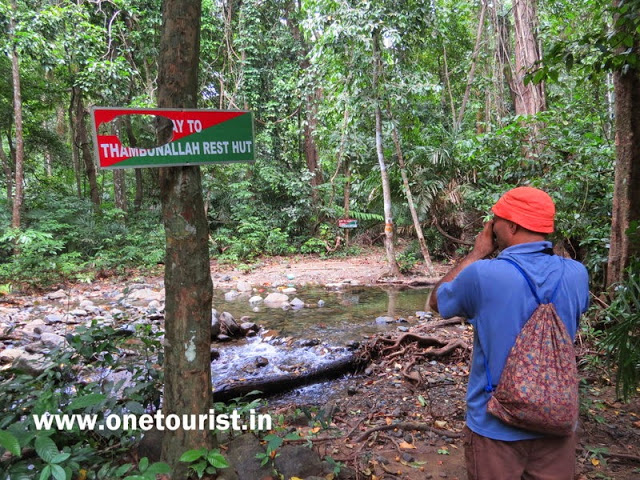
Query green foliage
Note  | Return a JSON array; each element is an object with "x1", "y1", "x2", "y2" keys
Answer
[
  {"x1": 179, "y1": 448, "x2": 229, "y2": 479},
  {"x1": 0, "y1": 320, "x2": 164, "y2": 479},
  {"x1": 598, "y1": 258, "x2": 640, "y2": 401}
]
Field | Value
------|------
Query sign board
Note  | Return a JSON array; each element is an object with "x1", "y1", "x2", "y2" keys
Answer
[
  {"x1": 338, "y1": 219, "x2": 358, "y2": 229},
  {"x1": 90, "y1": 107, "x2": 255, "y2": 169}
]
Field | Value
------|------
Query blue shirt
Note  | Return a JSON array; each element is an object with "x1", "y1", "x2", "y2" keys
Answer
[{"x1": 437, "y1": 241, "x2": 589, "y2": 441}]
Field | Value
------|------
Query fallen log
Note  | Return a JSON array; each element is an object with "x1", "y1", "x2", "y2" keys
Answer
[{"x1": 213, "y1": 353, "x2": 366, "y2": 403}]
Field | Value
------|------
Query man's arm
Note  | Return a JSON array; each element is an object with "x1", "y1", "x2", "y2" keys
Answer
[{"x1": 428, "y1": 220, "x2": 497, "y2": 313}]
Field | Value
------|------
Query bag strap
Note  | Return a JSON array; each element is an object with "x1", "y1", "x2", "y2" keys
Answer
[{"x1": 481, "y1": 256, "x2": 565, "y2": 393}]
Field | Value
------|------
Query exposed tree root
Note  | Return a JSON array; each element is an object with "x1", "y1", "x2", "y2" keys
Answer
[{"x1": 355, "y1": 421, "x2": 463, "y2": 443}]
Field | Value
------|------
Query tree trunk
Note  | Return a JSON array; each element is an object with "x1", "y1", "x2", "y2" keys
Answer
[
  {"x1": 607, "y1": 54, "x2": 640, "y2": 287},
  {"x1": 373, "y1": 31, "x2": 400, "y2": 277},
  {"x1": 343, "y1": 157, "x2": 351, "y2": 247},
  {"x1": 156, "y1": 0, "x2": 214, "y2": 474},
  {"x1": 73, "y1": 88, "x2": 100, "y2": 206},
  {"x1": 0, "y1": 145, "x2": 13, "y2": 205},
  {"x1": 390, "y1": 121, "x2": 434, "y2": 274},
  {"x1": 114, "y1": 170, "x2": 127, "y2": 211},
  {"x1": 511, "y1": 0, "x2": 545, "y2": 116},
  {"x1": 122, "y1": 114, "x2": 144, "y2": 211},
  {"x1": 10, "y1": 0, "x2": 24, "y2": 230},
  {"x1": 68, "y1": 91, "x2": 83, "y2": 198},
  {"x1": 457, "y1": 0, "x2": 487, "y2": 129}
]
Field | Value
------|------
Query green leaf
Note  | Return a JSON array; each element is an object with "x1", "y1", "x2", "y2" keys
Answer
[
  {"x1": 51, "y1": 452, "x2": 71, "y2": 464},
  {"x1": 0, "y1": 429, "x2": 21, "y2": 457},
  {"x1": 138, "y1": 457, "x2": 149, "y2": 471},
  {"x1": 50, "y1": 464, "x2": 66, "y2": 480},
  {"x1": 35, "y1": 435, "x2": 59, "y2": 463},
  {"x1": 66, "y1": 393, "x2": 106, "y2": 411},
  {"x1": 207, "y1": 450, "x2": 229, "y2": 469},
  {"x1": 115, "y1": 464, "x2": 133, "y2": 476},
  {"x1": 39, "y1": 465, "x2": 52, "y2": 480},
  {"x1": 180, "y1": 448, "x2": 206, "y2": 462},
  {"x1": 190, "y1": 460, "x2": 207, "y2": 478},
  {"x1": 145, "y1": 463, "x2": 171, "y2": 475}
]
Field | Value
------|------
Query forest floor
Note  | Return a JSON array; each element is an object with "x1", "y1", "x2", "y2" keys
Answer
[{"x1": 209, "y1": 247, "x2": 640, "y2": 480}]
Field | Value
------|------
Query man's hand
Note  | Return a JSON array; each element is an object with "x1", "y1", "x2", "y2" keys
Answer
[{"x1": 471, "y1": 219, "x2": 498, "y2": 260}]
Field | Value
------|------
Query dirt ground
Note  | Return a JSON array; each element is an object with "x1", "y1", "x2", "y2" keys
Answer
[{"x1": 211, "y1": 248, "x2": 640, "y2": 480}]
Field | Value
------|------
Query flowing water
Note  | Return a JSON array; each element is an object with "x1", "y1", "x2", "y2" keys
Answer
[{"x1": 210, "y1": 285, "x2": 432, "y2": 401}]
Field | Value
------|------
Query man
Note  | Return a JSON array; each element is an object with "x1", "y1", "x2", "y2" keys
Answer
[{"x1": 428, "y1": 186, "x2": 589, "y2": 480}]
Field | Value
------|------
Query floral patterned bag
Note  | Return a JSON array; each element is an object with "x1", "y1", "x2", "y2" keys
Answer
[{"x1": 485, "y1": 258, "x2": 578, "y2": 436}]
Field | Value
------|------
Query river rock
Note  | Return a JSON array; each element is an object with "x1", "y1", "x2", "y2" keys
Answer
[
  {"x1": 397, "y1": 326, "x2": 409, "y2": 332},
  {"x1": 254, "y1": 356, "x2": 269, "y2": 368},
  {"x1": 79, "y1": 299, "x2": 94, "y2": 309},
  {"x1": 240, "y1": 322, "x2": 258, "y2": 334},
  {"x1": 13, "y1": 352, "x2": 51, "y2": 375},
  {"x1": 0, "y1": 348, "x2": 23, "y2": 364},
  {"x1": 128, "y1": 288, "x2": 164, "y2": 302},
  {"x1": 273, "y1": 444, "x2": 329, "y2": 480},
  {"x1": 211, "y1": 315, "x2": 221, "y2": 339},
  {"x1": 147, "y1": 300, "x2": 162, "y2": 310},
  {"x1": 317, "y1": 299, "x2": 325, "y2": 307},
  {"x1": 290, "y1": 297, "x2": 305, "y2": 309},
  {"x1": 224, "y1": 290, "x2": 241, "y2": 301},
  {"x1": 282, "y1": 287, "x2": 297, "y2": 294},
  {"x1": 47, "y1": 289, "x2": 68, "y2": 300},
  {"x1": 220, "y1": 312, "x2": 241, "y2": 337},
  {"x1": 44, "y1": 314, "x2": 63, "y2": 324},
  {"x1": 263, "y1": 292, "x2": 289, "y2": 307},
  {"x1": 224, "y1": 434, "x2": 271, "y2": 480},
  {"x1": 236, "y1": 281, "x2": 252, "y2": 292},
  {"x1": 375, "y1": 316, "x2": 394, "y2": 324},
  {"x1": 248, "y1": 295, "x2": 263, "y2": 305},
  {"x1": 41, "y1": 332, "x2": 66, "y2": 348},
  {"x1": 70, "y1": 309, "x2": 88, "y2": 316}
]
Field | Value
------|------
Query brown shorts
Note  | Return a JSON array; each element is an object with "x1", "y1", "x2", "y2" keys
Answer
[{"x1": 463, "y1": 426, "x2": 577, "y2": 480}]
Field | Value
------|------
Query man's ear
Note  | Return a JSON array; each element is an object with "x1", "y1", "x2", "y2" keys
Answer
[{"x1": 508, "y1": 220, "x2": 519, "y2": 235}]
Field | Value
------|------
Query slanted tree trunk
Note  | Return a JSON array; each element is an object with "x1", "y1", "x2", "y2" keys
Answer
[
  {"x1": 156, "y1": 0, "x2": 214, "y2": 474},
  {"x1": 511, "y1": 0, "x2": 545, "y2": 116},
  {"x1": 9, "y1": 0, "x2": 24, "y2": 230},
  {"x1": 73, "y1": 88, "x2": 100, "y2": 206},
  {"x1": 607, "y1": 23, "x2": 640, "y2": 287},
  {"x1": 389, "y1": 120, "x2": 434, "y2": 275},
  {"x1": 373, "y1": 31, "x2": 400, "y2": 277}
]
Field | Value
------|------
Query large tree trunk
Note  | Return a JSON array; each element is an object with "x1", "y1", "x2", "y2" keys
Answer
[
  {"x1": 511, "y1": 0, "x2": 545, "y2": 116},
  {"x1": 373, "y1": 31, "x2": 400, "y2": 277},
  {"x1": 73, "y1": 88, "x2": 100, "y2": 206},
  {"x1": 113, "y1": 170, "x2": 127, "y2": 211},
  {"x1": 10, "y1": 0, "x2": 24, "y2": 230},
  {"x1": 156, "y1": 0, "x2": 214, "y2": 474},
  {"x1": 607, "y1": 49, "x2": 640, "y2": 287},
  {"x1": 68, "y1": 91, "x2": 83, "y2": 198},
  {"x1": 0, "y1": 141, "x2": 13, "y2": 205}
]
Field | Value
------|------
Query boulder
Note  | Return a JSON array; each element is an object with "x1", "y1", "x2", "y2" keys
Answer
[
  {"x1": 290, "y1": 298, "x2": 305, "y2": 309},
  {"x1": 224, "y1": 434, "x2": 270, "y2": 480},
  {"x1": 41, "y1": 332, "x2": 66, "y2": 348},
  {"x1": 248, "y1": 295, "x2": 263, "y2": 305},
  {"x1": 273, "y1": 444, "x2": 329, "y2": 480},
  {"x1": 224, "y1": 290, "x2": 241, "y2": 302},
  {"x1": 0, "y1": 348, "x2": 23, "y2": 364},
  {"x1": 236, "y1": 281, "x2": 253, "y2": 292},
  {"x1": 47, "y1": 289, "x2": 68, "y2": 300},
  {"x1": 263, "y1": 292, "x2": 289, "y2": 307},
  {"x1": 220, "y1": 312, "x2": 241, "y2": 337}
]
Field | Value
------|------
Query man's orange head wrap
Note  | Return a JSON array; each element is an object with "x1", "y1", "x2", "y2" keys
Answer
[{"x1": 491, "y1": 186, "x2": 555, "y2": 234}]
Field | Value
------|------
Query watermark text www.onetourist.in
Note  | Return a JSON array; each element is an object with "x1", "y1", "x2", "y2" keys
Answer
[{"x1": 32, "y1": 409, "x2": 272, "y2": 432}]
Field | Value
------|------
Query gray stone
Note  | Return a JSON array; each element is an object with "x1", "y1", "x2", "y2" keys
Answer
[
  {"x1": 263, "y1": 292, "x2": 289, "y2": 307},
  {"x1": 128, "y1": 288, "x2": 164, "y2": 301},
  {"x1": 282, "y1": 287, "x2": 297, "y2": 294},
  {"x1": 254, "y1": 356, "x2": 269, "y2": 368},
  {"x1": 317, "y1": 299, "x2": 325, "y2": 307},
  {"x1": 236, "y1": 281, "x2": 253, "y2": 292},
  {"x1": 217, "y1": 334, "x2": 232, "y2": 342},
  {"x1": 44, "y1": 314, "x2": 63, "y2": 324},
  {"x1": 41, "y1": 332, "x2": 66, "y2": 348},
  {"x1": 0, "y1": 348, "x2": 23, "y2": 364},
  {"x1": 240, "y1": 322, "x2": 258, "y2": 334},
  {"x1": 401, "y1": 452, "x2": 415, "y2": 463},
  {"x1": 13, "y1": 353, "x2": 51, "y2": 375},
  {"x1": 397, "y1": 326, "x2": 409, "y2": 332},
  {"x1": 224, "y1": 290, "x2": 241, "y2": 302},
  {"x1": 375, "y1": 316, "x2": 394, "y2": 324},
  {"x1": 273, "y1": 444, "x2": 328, "y2": 480},
  {"x1": 211, "y1": 315, "x2": 221, "y2": 339},
  {"x1": 70, "y1": 309, "x2": 88, "y2": 316},
  {"x1": 47, "y1": 289, "x2": 68, "y2": 300},
  {"x1": 290, "y1": 297, "x2": 305, "y2": 309},
  {"x1": 220, "y1": 312, "x2": 241, "y2": 337},
  {"x1": 147, "y1": 300, "x2": 161, "y2": 310},
  {"x1": 248, "y1": 295, "x2": 263, "y2": 305},
  {"x1": 224, "y1": 434, "x2": 271, "y2": 480},
  {"x1": 79, "y1": 299, "x2": 94, "y2": 309}
]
